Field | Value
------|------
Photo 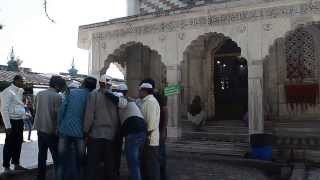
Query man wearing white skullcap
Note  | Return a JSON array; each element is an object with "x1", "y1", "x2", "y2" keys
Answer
[
  {"x1": 138, "y1": 83, "x2": 160, "y2": 180},
  {"x1": 104, "y1": 83, "x2": 147, "y2": 180},
  {"x1": 84, "y1": 74, "x2": 119, "y2": 180},
  {"x1": 98, "y1": 75, "x2": 112, "y2": 92}
]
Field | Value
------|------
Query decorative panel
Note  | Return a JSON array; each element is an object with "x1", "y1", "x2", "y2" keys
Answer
[
  {"x1": 140, "y1": 0, "x2": 240, "y2": 13},
  {"x1": 285, "y1": 29, "x2": 316, "y2": 80}
]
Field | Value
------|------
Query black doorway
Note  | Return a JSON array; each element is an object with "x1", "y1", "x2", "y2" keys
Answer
[{"x1": 214, "y1": 39, "x2": 248, "y2": 120}]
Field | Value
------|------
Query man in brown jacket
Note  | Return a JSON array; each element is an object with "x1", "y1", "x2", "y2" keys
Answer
[
  {"x1": 33, "y1": 76, "x2": 66, "y2": 180},
  {"x1": 84, "y1": 75, "x2": 120, "y2": 180}
]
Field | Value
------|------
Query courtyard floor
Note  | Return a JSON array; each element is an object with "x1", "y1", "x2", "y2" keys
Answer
[
  {"x1": 0, "y1": 131, "x2": 277, "y2": 180},
  {"x1": 0, "y1": 131, "x2": 53, "y2": 173}
]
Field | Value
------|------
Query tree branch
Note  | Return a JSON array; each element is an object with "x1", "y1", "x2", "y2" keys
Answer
[{"x1": 43, "y1": 0, "x2": 55, "y2": 23}]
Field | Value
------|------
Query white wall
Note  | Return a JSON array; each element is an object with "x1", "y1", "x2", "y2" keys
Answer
[{"x1": 127, "y1": 0, "x2": 140, "y2": 16}]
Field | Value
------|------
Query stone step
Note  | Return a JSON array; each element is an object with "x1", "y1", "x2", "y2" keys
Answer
[
  {"x1": 181, "y1": 120, "x2": 248, "y2": 143},
  {"x1": 167, "y1": 140, "x2": 249, "y2": 157},
  {"x1": 181, "y1": 123, "x2": 248, "y2": 129},
  {"x1": 181, "y1": 119, "x2": 273, "y2": 144},
  {"x1": 181, "y1": 120, "x2": 273, "y2": 130},
  {"x1": 182, "y1": 128, "x2": 248, "y2": 134},
  {"x1": 181, "y1": 120, "x2": 247, "y2": 126},
  {"x1": 181, "y1": 130, "x2": 249, "y2": 143},
  {"x1": 274, "y1": 123, "x2": 320, "y2": 128}
]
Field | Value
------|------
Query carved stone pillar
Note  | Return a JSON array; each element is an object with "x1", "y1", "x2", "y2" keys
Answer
[
  {"x1": 166, "y1": 65, "x2": 181, "y2": 138},
  {"x1": 248, "y1": 76, "x2": 264, "y2": 134},
  {"x1": 204, "y1": 50, "x2": 215, "y2": 118}
]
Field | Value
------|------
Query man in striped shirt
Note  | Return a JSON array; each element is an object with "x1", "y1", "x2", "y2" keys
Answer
[{"x1": 56, "y1": 77, "x2": 97, "y2": 180}]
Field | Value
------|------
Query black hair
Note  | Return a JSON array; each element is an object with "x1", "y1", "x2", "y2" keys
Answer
[
  {"x1": 13, "y1": 75, "x2": 23, "y2": 83},
  {"x1": 82, "y1": 77, "x2": 97, "y2": 91},
  {"x1": 49, "y1": 76, "x2": 66, "y2": 90},
  {"x1": 49, "y1": 76, "x2": 60, "y2": 88},
  {"x1": 57, "y1": 78, "x2": 66, "y2": 91},
  {"x1": 23, "y1": 84, "x2": 33, "y2": 95},
  {"x1": 154, "y1": 92, "x2": 167, "y2": 107}
]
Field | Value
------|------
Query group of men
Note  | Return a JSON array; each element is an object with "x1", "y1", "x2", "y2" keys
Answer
[{"x1": 0, "y1": 74, "x2": 168, "y2": 180}]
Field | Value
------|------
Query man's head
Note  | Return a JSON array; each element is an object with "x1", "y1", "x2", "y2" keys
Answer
[
  {"x1": 140, "y1": 78, "x2": 155, "y2": 89},
  {"x1": 49, "y1": 76, "x2": 66, "y2": 93},
  {"x1": 99, "y1": 75, "x2": 112, "y2": 90},
  {"x1": 82, "y1": 77, "x2": 97, "y2": 92},
  {"x1": 117, "y1": 84, "x2": 128, "y2": 96},
  {"x1": 106, "y1": 76, "x2": 112, "y2": 90},
  {"x1": 13, "y1": 75, "x2": 24, "y2": 88},
  {"x1": 139, "y1": 83, "x2": 154, "y2": 99}
]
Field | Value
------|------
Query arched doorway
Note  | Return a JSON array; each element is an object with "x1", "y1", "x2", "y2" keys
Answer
[
  {"x1": 181, "y1": 33, "x2": 248, "y2": 121},
  {"x1": 214, "y1": 39, "x2": 248, "y2": 120},
  {"x1": 101, "y1": 42, "x2": 167, "y2": 97}
]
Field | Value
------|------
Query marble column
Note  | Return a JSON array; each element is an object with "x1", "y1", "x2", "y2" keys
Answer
[
  {"x1": 248, "y1": 63, "x2": 264, "y2": 134},
  {"x1": 248, "y1": 78, "x2": 264, "y2": 134},
  {"x1": 166, "y1": 65, "x2": 181, "y2": 138}
]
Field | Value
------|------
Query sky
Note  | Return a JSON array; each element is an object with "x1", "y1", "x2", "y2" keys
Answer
[{"x1": 0, "y1": 0, "x2": 126, "y2": 79}]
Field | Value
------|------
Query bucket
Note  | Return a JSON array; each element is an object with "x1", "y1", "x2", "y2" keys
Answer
[{"x1": 250, "y1": 133, "x2": 273, "y2": 161}]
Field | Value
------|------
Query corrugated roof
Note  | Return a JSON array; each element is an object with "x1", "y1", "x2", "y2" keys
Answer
[{"x1": 0, "y1": 70, "x2": 50, "y2": 85}]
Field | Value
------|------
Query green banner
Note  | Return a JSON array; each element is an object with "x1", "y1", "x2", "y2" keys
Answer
[{"x1": 164, "y1": 84, "x2": 181, "y2": 96}]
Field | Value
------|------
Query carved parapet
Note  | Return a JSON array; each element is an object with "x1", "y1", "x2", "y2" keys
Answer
[{"x1": 89, "y1": 1, "x2": 320, "y2": 41}]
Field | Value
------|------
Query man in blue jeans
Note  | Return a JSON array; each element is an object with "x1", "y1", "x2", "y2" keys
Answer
[
  {"x1": 57, "y1": 77, "x2": 97, "y2": 180},
  {"x1": 105, "y1": 84, "x2": 147, "y2": 180}
]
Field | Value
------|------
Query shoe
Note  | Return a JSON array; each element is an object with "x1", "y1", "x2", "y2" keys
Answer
[
  {"x1": 3, "y1": 167, "x2": 12, "y2": 173},
  {"x1": 14, "y1": 165, "x2": 28, "y2": 171}
]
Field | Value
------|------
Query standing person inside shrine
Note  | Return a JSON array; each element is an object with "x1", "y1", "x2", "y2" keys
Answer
[
  {"x1": 0, "y1": 75, "x2": 28, "y2": 172},
  {"x1": 33, "y1": 76, "x2": 66, "y2": 180}
]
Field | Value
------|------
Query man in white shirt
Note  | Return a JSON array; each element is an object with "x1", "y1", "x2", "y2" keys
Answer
[
  {"x1": 0, "y1": 75, "x2": 27, "y2": 172},
  {"x1": 138, "y1": 83, "x2": 160, "y2": 180}
]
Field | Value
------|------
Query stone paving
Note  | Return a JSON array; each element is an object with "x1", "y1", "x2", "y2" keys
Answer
[
  {"x1": 0, "y1": 131, "x2": 53, "y2": 173},
  {"x1": 0, "y1": 131, "x2": 277, "y2": 180},
  {"x1": 1, "y1": 157, "x2": 276, "y2": 180},
  {"x1": 307, "y1": 168, "x2": 320, "y2": 180},
  {"x1": 165, "y1": 158, "x2": 274, "y2": 180}
]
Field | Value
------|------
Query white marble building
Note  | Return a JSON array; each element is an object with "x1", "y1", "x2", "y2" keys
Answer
[{"x1": 79, "y1": 0, "x2": 320, "y2": 160}]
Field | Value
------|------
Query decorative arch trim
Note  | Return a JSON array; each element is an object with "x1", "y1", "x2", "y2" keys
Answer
[{"x1": 100, "y1": 41, "x2": 163, "y2": 75}]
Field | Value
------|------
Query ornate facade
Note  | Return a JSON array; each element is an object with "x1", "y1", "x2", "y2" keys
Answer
[{"x1": 79, "y1": 0, "x2": 320, "y2": 161}]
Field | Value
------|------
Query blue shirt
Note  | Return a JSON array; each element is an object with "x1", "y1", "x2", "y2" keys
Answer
[{"x1": 58, "y1": 88, "x2": 90, "y2": 138}]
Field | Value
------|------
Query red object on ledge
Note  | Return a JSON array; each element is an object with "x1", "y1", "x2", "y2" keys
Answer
[{"x1": 285, "y1": 84, "x2": 319, "y2": 109}]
